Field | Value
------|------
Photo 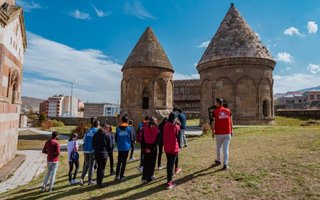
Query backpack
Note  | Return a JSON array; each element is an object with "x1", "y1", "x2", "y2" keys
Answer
[{"x1": 70, "y1": 141, "x2": 79, "y2": 161}]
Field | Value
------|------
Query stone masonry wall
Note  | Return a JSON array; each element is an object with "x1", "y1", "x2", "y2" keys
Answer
[
  {"x1": 0, "y1": 103, "x2": 19, "y2": 169},
  {"x1": 276, "y1": 109, "x2": 320, "y2": 119},
  {"x1": 50, "y1": 116, "x2": 119, "y2": 126}
]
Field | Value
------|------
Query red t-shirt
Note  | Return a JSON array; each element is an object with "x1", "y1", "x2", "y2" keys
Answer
[
  {"x1": 163, "y1": 122, "x2": 180, "y2": 154},
  {"x1": 213, "y1": 106, "x2": 232, "y2": 135},
  {"x1": 42, "y1": 139, "x2": 60, "y2": 162}
]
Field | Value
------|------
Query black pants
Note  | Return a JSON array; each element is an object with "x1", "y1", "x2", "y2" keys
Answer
[
  {"x1": 68, "y1": 160, "x2": 79, "y2": 182},
  {"x1": 116, "y1": 151, "x2": 129, "y2": 178},
  {"x1": 108, "y1": 151, "x2": 114, "y2": 173},
  {"x1": 142, "y1": 151, "x2": 157, "y2": 181},
  {"x1": 95, "y1": 154, "x2": 107, "y2": 185},
  {"x1": 139, "y1": 148, "x2": 144, "y2": 167},
  {"x1": 175, "y1": 154, "x2": 179, "y2": 169},
  {"x1": 129, "y1": 142, "x2": 135, "y2": 159},
  {"x1": 166, "y1": 153, "x2": 177, "y2": 183},
  {"x1": 157, "y1": 143, "x2": 163, "y2": 168}
]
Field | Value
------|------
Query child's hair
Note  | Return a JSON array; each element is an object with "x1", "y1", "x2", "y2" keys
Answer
[
  {"x1": 168, "y1": 112, "x2": 178, "y2": 123},
  {"x1": 128, "y1": 120, "x2": 133, "y2": 125},
  {"x1": 148, "y1": 117, "x2": 157, "y2": 126},
  {"x1": 122, "y1": 115, "x2": 129, "y2": 123},
  {"x1": 52, "y1": 131, "x2": 59, "y2": 139},
  {"x1": 68, "y1": 133, "x2": 78, "y2": 142}
]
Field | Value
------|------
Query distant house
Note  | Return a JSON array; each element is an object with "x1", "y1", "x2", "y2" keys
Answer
[
  {"x1": 275, "y1": 90, "x2": 320, "y2": 110},
  {"x1": 84, "y1": 103, "x2": 120, "y2": 117}
]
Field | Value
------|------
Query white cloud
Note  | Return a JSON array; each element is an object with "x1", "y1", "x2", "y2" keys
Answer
[
  {"x1": 68, "y1": 10, "x2": 91, "y2": 20},
  {"x1": 197, "y1": 40, "x2": 210, "y2": 48},
  {"x1": 307, "y1": 64, "x2": 320, "y2": 74},
  {"x1": 16, "y1": 0, "x2": 45, "y2": 12},
  {"x1": 284, "y1": 27, "x2": 302, "y2": 36},
  {"x1": 285, "y1": 67, "x2": 291, "y2": 71},
  {"x1": 22, "y1": 32, "x2": 122, "y2": 103},
  {"x1": 173, "y1": 73, "x2": 199, "y2": 80},
  {"x1": 275, "y1": 52, "x2": 293, "y2": 63},
  {"x1": 91, "y1": 3, "x2": 111, "y2": 17},
  {"x1": 274, "y1": 73, "x2": 320, "y2": 93},
  {"x1": 307, "y1": 21, "x2": 318, "y2": 34},
  {"x1": 255, "y1": 32, "x2": 261, "y2": 40},
  {"x1": 124, "y1": 0, "x2": 157, "y2": 20}
]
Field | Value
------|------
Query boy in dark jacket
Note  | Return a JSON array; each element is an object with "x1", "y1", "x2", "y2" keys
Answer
[
  {"x1": 93, "y1": 126, "x2": 112, "y2": 186},
  {"x1": 128, "y1": 120, "x2": 136, "y2": 161}
]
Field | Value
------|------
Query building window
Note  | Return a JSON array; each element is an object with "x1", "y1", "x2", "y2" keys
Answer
[
  {"x1": 317, "y1": 95, "x2": 320, "y2": 99},
  {"x1": 142, "y1": 97, "x2": 149, "y2": 109},
  {"x1": 263, "y1": 100, "x2": 269, "y2": 117},
  {"x1": 310, "y1": 95, "x2": 314, "y2": 100}
]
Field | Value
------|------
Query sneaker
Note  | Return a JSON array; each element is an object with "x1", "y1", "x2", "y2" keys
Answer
[
  {"x1": 110, "y1": 171, "x2": 115, "y2": 175},
  {"x1": 222, "y1": 165, "x2": 228, "y2": 170},
  {"x1": 48, "y1": 188, "x2": 54, "y2": 192},
  {"x1": 167, "y1": 182, "x2": 176, "y2": 189},
  {"x1": 215, "y1": 160, "x2": 221, "y2": 165},
  {"x1": 119, "y1": 176, "x2": 126, "y2": 181},
  {"x1": 69, "y1": 181, "x2": 73, "y2": 185},
  {"x1": 151, "y1": 176, "x2": 156, "y2": 181},
  {"x1": 137, "y1": 166, "x2": 143, "y2": 173},
  {"x1": 129, "y1": 157, "x2": 135, "y2": 161},
  {"x1": 141, "y1": 179, "x2": 148, "y2": 184},
  {"x1": 40, "y1": 186, "x2": 46, "y2": 192},
  {"x1": 80, "y1": 180, "x2": 84, "y2": 186},
  {"x1": 114, "y1": 176, "x2": 120, "y2": 181},
  {"x1": 175, "y1": 168, "x2": 182, "y2": 174},
  {"x1": 88, "y1": 180, "x2": 96, "y2": 185},
  {"x1": 72, "y1": 179, "x2": 80, "y2": 184},
  {"x1": 158, "y1": 166, "x2": 164, "y2": 170}
]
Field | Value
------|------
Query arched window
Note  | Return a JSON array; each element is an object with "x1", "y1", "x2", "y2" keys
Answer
[
  {"x1": 142, "y1": 87, "x2": 149, "y2": 109},
  {"x1": 263, "y1": 100, "x2": 269, "y2": 117}
]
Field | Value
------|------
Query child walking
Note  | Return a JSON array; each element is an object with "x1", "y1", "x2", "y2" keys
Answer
[
  {"x1": 163, "y1": 112, "x2": 180, "y2": 189},
  {"x1": 67, "y1": 133, "x2": 80, "y2": 185}
]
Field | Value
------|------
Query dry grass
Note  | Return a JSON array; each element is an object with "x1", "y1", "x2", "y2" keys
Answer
[{"x1": 2, "y1": 117, "x2": 320, "y2": 199}]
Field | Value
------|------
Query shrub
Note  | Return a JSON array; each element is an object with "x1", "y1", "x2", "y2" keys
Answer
[
  {"x1": 52, "y1": 119, "x2": 64, "y2": 127},
  {"x1": 201, "y1": 122, "x2": 212, "y2": 136},
  {"x1": 72, "y1": 123, "x2": 91, "y2": 139},
  {"x1": 41, "y1": 119, "x2": 64, "y2": 130}
]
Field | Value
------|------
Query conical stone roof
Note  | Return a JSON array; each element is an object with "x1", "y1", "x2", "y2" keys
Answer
[
  {"x1": 122, "y1": 27, "x2": 173, "y2": 72},
  {"x1": 198, "y1": 4, "x2": 273, "y2": 65}
]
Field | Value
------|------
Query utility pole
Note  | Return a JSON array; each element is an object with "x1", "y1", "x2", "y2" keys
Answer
[{"x1": 70, "y1": 81, "x2": 76, "y2": 117}]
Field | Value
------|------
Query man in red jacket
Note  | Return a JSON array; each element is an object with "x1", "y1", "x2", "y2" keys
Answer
[
  {"x1": 211, "y1": 98, "x2": 233, "y2": 170},
  {"x1": 41, "y1": 131, "x2": 60, "y2": 192}
]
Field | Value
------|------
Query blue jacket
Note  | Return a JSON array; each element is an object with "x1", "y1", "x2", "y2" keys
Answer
[
  {"x1": 83, "y1": 127, "x2": 98, "y2": 153},
  {"x1": 115, "y1": 123, "x2": 132, "y2": 151},
  {"x1": 178, "y1": 113, "x2": 187, "y2": 130}
]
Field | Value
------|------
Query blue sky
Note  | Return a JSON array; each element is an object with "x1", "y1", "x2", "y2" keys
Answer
[{"x1": 18, "y1": 0, "x2": 320, "y2": 103}]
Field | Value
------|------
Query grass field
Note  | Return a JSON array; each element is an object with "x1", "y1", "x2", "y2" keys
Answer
[
  {"x1": 3, "y1": 117, "x2": 320, "y2": 199},
  {"x1": 17, "y1": 130, "x2": 67, "y2": 150}
]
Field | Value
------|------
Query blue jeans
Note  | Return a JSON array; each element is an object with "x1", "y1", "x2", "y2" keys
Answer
[
  {"x1": 215, "y1": 134, "x2": 231, "y2": 166},
  {"x1": 42, "y1": 161, "x2": 59, "y2": 189}
]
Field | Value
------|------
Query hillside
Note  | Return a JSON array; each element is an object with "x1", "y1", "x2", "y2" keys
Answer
[{"x1": 21, "y1": 96, "x2": 44, "y2": 113}]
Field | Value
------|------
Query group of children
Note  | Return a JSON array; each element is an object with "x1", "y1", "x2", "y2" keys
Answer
[{"x1": 40, "y1": 108, "x2": 188, "y2": 191}]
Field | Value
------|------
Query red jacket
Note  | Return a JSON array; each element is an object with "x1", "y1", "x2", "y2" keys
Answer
[
  {"x1": 163, "y1": 122, "x2": 180, "y2": 154},
  {"x1": 213, "y1": 106, "x2": 232, "y2": 135},
  {"x1": 42, "y1": 139, "x2": 60, "y2": 162}
]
